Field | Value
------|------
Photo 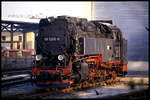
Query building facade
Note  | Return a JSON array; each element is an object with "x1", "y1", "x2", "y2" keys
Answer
[{"x1": 1, "y1": 31, "x2": 35, "y2": 50}]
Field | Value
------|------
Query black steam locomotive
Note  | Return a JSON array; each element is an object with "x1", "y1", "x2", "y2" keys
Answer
[{"x1": 31, "y1": 16, "x2": 127, "y2": 87}]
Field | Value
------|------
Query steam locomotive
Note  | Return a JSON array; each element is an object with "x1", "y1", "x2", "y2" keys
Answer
[{"x1": 31, "y1": 16, "x2": 127, "y2": 88}]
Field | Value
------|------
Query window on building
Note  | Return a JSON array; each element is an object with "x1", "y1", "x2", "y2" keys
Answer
[
  {"x1": 19, "y1": 36, "x2": 22, "y2": 41},
  {"x1": 2, "y1": 36, "x2": 6, "y2": 40}
]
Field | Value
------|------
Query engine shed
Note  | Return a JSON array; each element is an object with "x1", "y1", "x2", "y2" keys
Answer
[{"x1": 1, "y1": 19, "x2": 39, "y2": 49}]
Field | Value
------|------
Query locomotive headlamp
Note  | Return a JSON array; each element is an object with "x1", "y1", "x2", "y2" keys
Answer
[
  {"x1": 36, "y1": 55, "x2": 42, "y2": 61},
  {"x1": 58, "y1": 55, "x2": 64, "y2": 61}
]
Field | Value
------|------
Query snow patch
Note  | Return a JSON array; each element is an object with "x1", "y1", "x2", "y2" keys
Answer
[{"x1": 127, "y1": 61, "x2": 148, "y2": 71}]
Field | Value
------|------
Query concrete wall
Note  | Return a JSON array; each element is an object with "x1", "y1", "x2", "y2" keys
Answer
[{"x1": 1, "y1": 49, "x2": 35, "y2": 71}]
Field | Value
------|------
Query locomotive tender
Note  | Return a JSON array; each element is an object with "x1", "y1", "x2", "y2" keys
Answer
[{"x1": 31, "y1": 16, "x2": 127, "y2": 87}]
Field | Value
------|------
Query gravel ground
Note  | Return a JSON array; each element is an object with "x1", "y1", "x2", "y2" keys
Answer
[
  {"x1": 37, "y1": 83, "x2": 149, "y2": 99},
  {"x1": 2, "y1": 81, "x2": 149, "y2": 99},
  {"x1": 71, "y1": 83, "x2": 148, "y2": 99},
  {"x1": 1, "y1": 74, "x2": 149, "y2": 99}
]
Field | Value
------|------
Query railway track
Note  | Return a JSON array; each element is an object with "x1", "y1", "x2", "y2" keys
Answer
[
  {"x1": 3, "y1": 77, "x2": 122, "y2": 99},
  {"x1": 1, "y1": 74, "x2": 30, "y2": 87},
  {"x1": 2, "y1": 69, "x2": 30, "y2": 77}
]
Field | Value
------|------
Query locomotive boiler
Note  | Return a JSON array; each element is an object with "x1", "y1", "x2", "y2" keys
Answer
[{"x1": 31, "y1": 16, "x2": 127, "y2": 87}]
